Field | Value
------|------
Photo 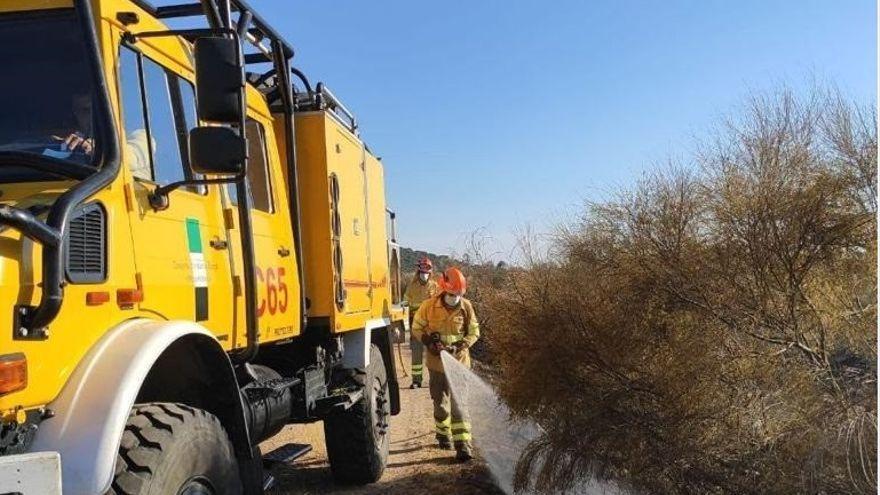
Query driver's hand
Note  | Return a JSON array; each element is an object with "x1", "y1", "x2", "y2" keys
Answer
[{"x1": 54, "y1": 133, "x2": 94, "y2": 156}]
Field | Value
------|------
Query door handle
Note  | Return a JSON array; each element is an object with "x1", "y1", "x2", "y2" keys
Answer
[
  {"x1": 210, "y1": 238, "x2": 228, "y2": 250},
  {"x1": 278, "y1": 246, "x2": 291, "y2": 257}
]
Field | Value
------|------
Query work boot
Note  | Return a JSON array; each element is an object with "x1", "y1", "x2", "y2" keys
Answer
[
  {"x1": 436, "y1": 434, "x2": 452, "y2": 450},
  {"x1": 410, "y1": 378, "x2": 422, "y2": 389},
  {"x1": 454, "y1": 441, "x2": 473, "y2": 462}
]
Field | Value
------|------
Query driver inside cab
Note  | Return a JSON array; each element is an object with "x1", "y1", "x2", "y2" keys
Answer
[{"x1": 54, "y1": 93, "x2": 151, "y2": 178}]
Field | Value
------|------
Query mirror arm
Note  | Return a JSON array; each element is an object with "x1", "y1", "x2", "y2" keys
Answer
[
  {"x1": 149, "y1": 175, "x2": 242, "y2": 210},
  {"x1": 236, "y1": 11, "x2": 253, "y2": 39},
  {"x1": 124, "y1": 27, "x2": 238, "y2": 44}
]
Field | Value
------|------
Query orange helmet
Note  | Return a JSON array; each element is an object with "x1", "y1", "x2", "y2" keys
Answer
[
  {"x1": 438, "y1": 267, "x2": 467, "y2": 296},
  {"x1": 416, "y1": 256, "x2": 433, "y2": 273}
]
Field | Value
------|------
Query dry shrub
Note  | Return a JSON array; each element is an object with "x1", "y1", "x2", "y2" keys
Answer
[
  {"x1": 481, "y1": 88, "x2": 877, "y2": 494},
  {"x1": 455, "y1": 229, "x2": 512, "y2": 371}
]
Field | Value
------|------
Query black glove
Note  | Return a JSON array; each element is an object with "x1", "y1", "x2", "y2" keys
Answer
[{"x1": 422, "y1": 332, "x2": 445, "y2": 356}]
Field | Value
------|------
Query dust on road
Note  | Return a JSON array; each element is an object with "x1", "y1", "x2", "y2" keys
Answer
[{"x1": 262, "y1": 344, "x2": 504, "y2": 495}]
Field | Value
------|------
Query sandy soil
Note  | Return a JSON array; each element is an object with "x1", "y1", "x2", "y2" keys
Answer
[{"x1": 261, "y1": 344, "x2": 504, "y2": 495}]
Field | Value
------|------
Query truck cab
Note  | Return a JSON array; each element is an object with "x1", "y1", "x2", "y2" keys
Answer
[{"x1": 0, "y1": 1, "x2": 406, "y2": 493}]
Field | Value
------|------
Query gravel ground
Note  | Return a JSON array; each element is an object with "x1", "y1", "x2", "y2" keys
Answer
[{"x1": 262, "y1": 344, "x2": 504, "y2": 495}]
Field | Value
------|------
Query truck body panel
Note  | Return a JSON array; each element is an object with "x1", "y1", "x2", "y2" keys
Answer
[{"x1": 295, "y1": 112, "x2": 400, "y2": 334}]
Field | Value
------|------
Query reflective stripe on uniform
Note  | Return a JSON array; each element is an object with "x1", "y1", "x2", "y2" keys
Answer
[
  {"x1": 435, "y1": 417, "x2": 451, "y2": 436},
  {"x1": 451, "y1": 421, "x2": 471, "y2": 441},
  {"x1": 452, "y1": 431, "x2": 472, "y2": 441},
  {"x1": 440, "y1": 334, "x2": 459, "y2": 345},
  {"x1": 411, "y1": 363, "x2": 424, "y2": 376},
  {"x1": 451, "y1": 421, "x2": 470, "y2": 431}
]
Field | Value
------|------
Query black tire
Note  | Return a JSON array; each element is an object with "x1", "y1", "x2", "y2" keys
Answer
[
  {"x1": 109, "y1": 402, "x2": 242, "y2": 495},
  {"x1": 324, "y1": 344, "x2": 391, "y2": 484}
]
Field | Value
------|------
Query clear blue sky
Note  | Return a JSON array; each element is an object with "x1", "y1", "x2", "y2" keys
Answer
[{"x1": 253, "y1": 1, "x2": 875, "y2": 257}]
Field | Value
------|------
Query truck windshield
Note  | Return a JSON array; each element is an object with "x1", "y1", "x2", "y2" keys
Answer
[{"x1": 0, "y1": 9, "x2": 98, "y2": 183}]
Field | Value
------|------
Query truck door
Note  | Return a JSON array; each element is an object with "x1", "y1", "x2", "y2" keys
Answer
[
  {"x1": 116, "y1": 46, "x2": 235, "y2": 341},
  {"x1": 333, "y1": 129, "x2": 372, "y2": 314},
  {"x1": 225, "y1": 118, "x2": 299, "y2": 344}
]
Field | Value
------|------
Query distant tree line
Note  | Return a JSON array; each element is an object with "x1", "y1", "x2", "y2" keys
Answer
[{"x1": 399, "y1": 247, "x2": 455, "y2": 277}]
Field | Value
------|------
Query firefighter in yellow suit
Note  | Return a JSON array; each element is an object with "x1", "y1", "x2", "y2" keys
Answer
[
  {"x1": 403, "y1": 257, "x2": 438, "y2": 388},
  {"x1": 411, "y1": 267, "x2": 480, "y2": 462}
]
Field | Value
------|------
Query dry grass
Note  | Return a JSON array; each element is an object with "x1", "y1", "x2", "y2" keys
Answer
[{"x1": 472, "y1": 88, "x2": 877, "y2": 494}]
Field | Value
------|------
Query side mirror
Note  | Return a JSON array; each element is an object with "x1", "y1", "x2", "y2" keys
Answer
[
  {"x1": 146, "y1": 35, "x2": 247, "y2": 211},
  {"x1": 194, "y1": 37, "x2": 244, "y2": 123},
  {"x1": 189, "y1": 127, "x2": 245, "y2": 175}
]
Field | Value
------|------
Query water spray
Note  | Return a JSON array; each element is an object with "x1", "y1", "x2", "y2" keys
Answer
[{"x1": 440, "y1": 351, "x2": 627, "y2": 495}]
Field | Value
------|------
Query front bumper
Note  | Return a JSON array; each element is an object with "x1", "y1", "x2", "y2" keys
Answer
[{"x1": 0, "y1": 451, "x2": 62, "y2": 494}]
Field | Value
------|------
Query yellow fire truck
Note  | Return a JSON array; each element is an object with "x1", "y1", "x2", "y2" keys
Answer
[{"x1": 0, "y1": 0, "x2": 407, "y2": 493}]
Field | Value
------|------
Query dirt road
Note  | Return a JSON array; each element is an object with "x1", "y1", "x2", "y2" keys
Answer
[{"x1": 262, "y1": 345, "x2": 504, "y2": 495}]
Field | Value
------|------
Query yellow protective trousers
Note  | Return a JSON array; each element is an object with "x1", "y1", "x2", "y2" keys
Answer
[
  {"x1": 409, "y1": 311, "x2": 424, "y2": 381},
  {"x1": 428, "y1": 369, "x2": 471, "y2": 445}
]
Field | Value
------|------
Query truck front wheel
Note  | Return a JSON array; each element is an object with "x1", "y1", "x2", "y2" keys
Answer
[
  {"x1": 324, "y1": 344, "x2": 391, "y2": 484},
  {"x1": 109, "y1": 402, "x2": 242, "y2": 495}
]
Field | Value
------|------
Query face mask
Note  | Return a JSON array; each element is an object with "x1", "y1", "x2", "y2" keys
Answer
[
  {"x1": 443, "y1": 294, "x2": 461, "y2": 307},
  {"x1": 418, "y1": 272, "x2": 429, "y2": 283}
]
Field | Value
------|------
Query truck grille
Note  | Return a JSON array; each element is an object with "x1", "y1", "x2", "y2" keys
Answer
[{"x1": 66, "y1": 202, "x2": 106, "y2": 283}]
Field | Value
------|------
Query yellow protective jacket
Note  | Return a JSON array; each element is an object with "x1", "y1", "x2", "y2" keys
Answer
[
  {"x1": 411, "y1": 294, "x2": 480, "y2": 373},
  {"x1": 403, "y1": 276, "x2": 438, "y2": 310}
]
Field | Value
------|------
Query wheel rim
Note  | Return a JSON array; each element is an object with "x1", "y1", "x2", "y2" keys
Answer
[
  {"x1": 371, "y1": 377, "x2": 391, "y2": 444},
  {"x1": 178, "y1": 477, "x2": 215, "y2": 495}
]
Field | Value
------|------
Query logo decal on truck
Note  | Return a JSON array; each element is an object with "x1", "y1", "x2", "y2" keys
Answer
[{"x1": 186, "y1": 218, "x2": 209, "y2": 321}]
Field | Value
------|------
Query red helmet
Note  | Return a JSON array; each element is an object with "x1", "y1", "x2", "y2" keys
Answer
[
  {"x1": 416, "y1": 256, "x2": 433, "y2": 273},
  {"x1": 438, "y1": 267, "x2": 467, "y2": 296}
]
